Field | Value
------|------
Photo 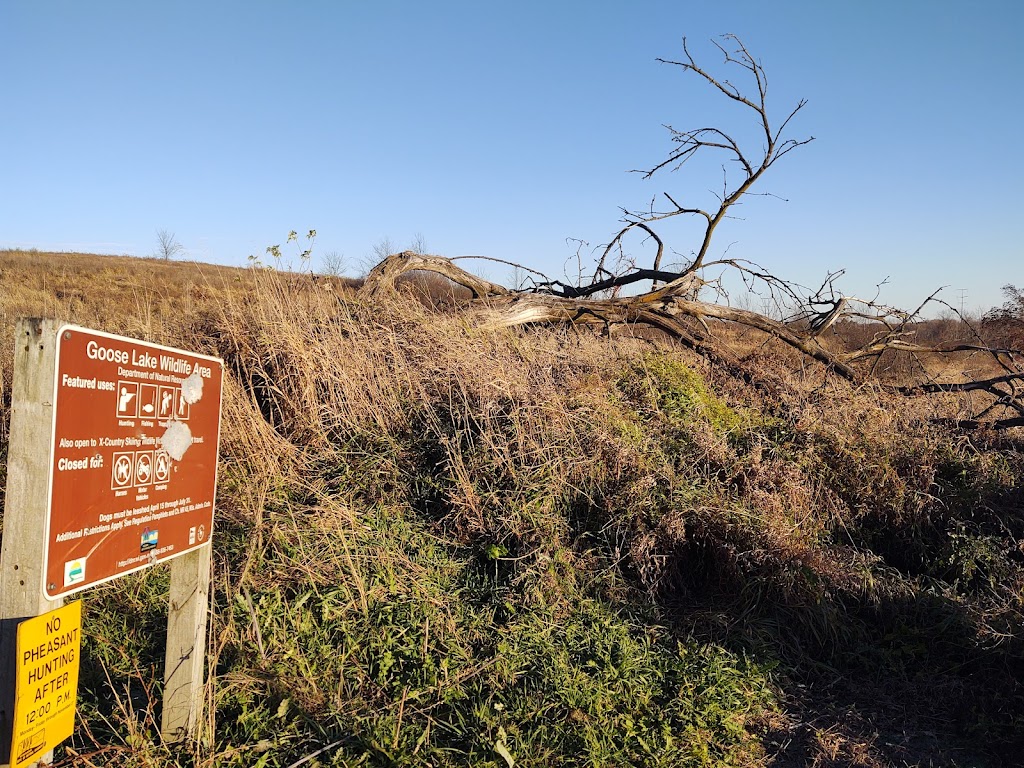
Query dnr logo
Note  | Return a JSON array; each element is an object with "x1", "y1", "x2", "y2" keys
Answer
[
  {"x1": 63, "y1": 557, "x2": 86, "y2": 586},
  {"x1": 140, "y1": 528, "x2": 159, "y2": 552}
]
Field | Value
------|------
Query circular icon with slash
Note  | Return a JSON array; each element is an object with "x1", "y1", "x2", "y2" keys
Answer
[{"x1": 112, "y1": 453, "x2": 134, "y2": 489}]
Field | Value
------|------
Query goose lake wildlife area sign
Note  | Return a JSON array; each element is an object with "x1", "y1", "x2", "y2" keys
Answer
[{"x1": 43, "y1": 326, "x2": 223, "y2": 599}]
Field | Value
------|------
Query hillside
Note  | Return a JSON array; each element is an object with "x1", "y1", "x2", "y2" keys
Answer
[{"x1": 2, "y1": 249, "x2": 1023, "y2": 767}]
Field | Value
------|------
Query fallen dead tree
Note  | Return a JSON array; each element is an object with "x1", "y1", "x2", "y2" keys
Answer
[{"x1": 359, "y1": 36, "x2": 1024, "y2": 429}]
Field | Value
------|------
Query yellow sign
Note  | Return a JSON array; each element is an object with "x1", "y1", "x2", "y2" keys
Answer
[{"x1": 10, "y1": 601, "x2": 81, "y2": 768}]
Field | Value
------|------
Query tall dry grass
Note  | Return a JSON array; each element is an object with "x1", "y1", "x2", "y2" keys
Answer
[{"x1": 1, "y1": 250, "x2": 1023, "y2": 766}]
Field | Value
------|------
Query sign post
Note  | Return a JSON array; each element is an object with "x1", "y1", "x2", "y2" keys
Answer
[
  {"x1": 1, "y1": 320, "x2": 223, "y2": 764},
  {"x1": 1, "y1": 319, "x2": 63, "y2": 768},
  {"x1": 162, "y1": 544, "x2": 212, "y2": 741}
]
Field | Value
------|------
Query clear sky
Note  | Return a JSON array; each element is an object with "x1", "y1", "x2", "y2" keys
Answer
[{"x1": 2, "y1": 1, "x2": 1021, "y2": 313}]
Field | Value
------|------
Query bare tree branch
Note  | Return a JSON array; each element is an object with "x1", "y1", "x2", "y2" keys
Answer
[
  {"x1": 360, "y1": 252, "x2": 510, "y2": 301},
  {"x1": 354, "y1": 34, "x2": 1023, "y2": 431},
  {"x1": 615, "y1": 34, "x2": 814, "y2": 280}
]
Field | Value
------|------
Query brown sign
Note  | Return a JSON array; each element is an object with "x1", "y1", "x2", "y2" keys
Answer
[{"x1": 43, "y1": 326, "x2": 223, "y2": 599}]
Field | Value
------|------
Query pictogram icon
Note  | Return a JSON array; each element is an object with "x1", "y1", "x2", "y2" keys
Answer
[
  {"x1": 158, "y1": 386, "x2": 176, "y2": 419},
  {"x1": 116, "y1": 382, "x2": 139, "y2": 417},
  {"x1": 135, "y1": 452, "x2": 153, "y2": 486},
  {"x1": 139, "y1": 383, "x2": 158, "y2": 417},
  {"x1": 154, "y1": 450, "x2": 170, "y2": 482},
  {"x1": 112, "y1": 452, "x2": 134, "y2": 489}
]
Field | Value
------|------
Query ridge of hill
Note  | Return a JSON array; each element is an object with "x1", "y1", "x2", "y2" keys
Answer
[{"x1": 2, "y1": 249, "x2": 1022, "y2": 767}]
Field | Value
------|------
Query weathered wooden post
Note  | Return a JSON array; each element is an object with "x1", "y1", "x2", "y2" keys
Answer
[
  {"x1": 1, "y1": 319, "x2": 64, "y2": 768},
  {"x1": 161, "y1": 545, "x2": 212, "y2": 741}
]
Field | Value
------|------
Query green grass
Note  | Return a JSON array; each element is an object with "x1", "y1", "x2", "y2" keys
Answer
[{"x1": 167, "y1": 491, "x2": 775, "y2": 767}]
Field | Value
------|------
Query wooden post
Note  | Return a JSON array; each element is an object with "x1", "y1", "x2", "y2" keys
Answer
[
  {"x1": 161, "y1": 544, "x2": 211, "y2": 743},
  {"x1": 1, "y1": 319, "x2": 63, "y2": 767}
]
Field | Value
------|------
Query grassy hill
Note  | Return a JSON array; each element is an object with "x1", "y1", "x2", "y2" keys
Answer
[{"x1": 2, "y1": 249, "x2": 1023, "y2": 767}]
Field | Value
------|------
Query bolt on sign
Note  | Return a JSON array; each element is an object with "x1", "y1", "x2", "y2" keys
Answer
[
  {"x1": 44, "y1": 326, "x2": 223, "y2": 599},
  {"x1": 9, "y1": 601, "x2": 81, "y2": 768}
]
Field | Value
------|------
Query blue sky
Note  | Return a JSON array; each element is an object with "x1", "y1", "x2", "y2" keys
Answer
[{"x1": 2, "y1": 1, "x2": 1021, "y2": 313}]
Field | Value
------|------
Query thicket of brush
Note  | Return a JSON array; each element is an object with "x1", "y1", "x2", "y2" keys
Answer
[{"x1": 2, "y1": 250, "x2": 1023, "y2": 767}]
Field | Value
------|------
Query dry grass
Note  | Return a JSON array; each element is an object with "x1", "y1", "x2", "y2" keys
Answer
[{"x1": 1, "y1": 249, "x2": 1023, "y2": 767}]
